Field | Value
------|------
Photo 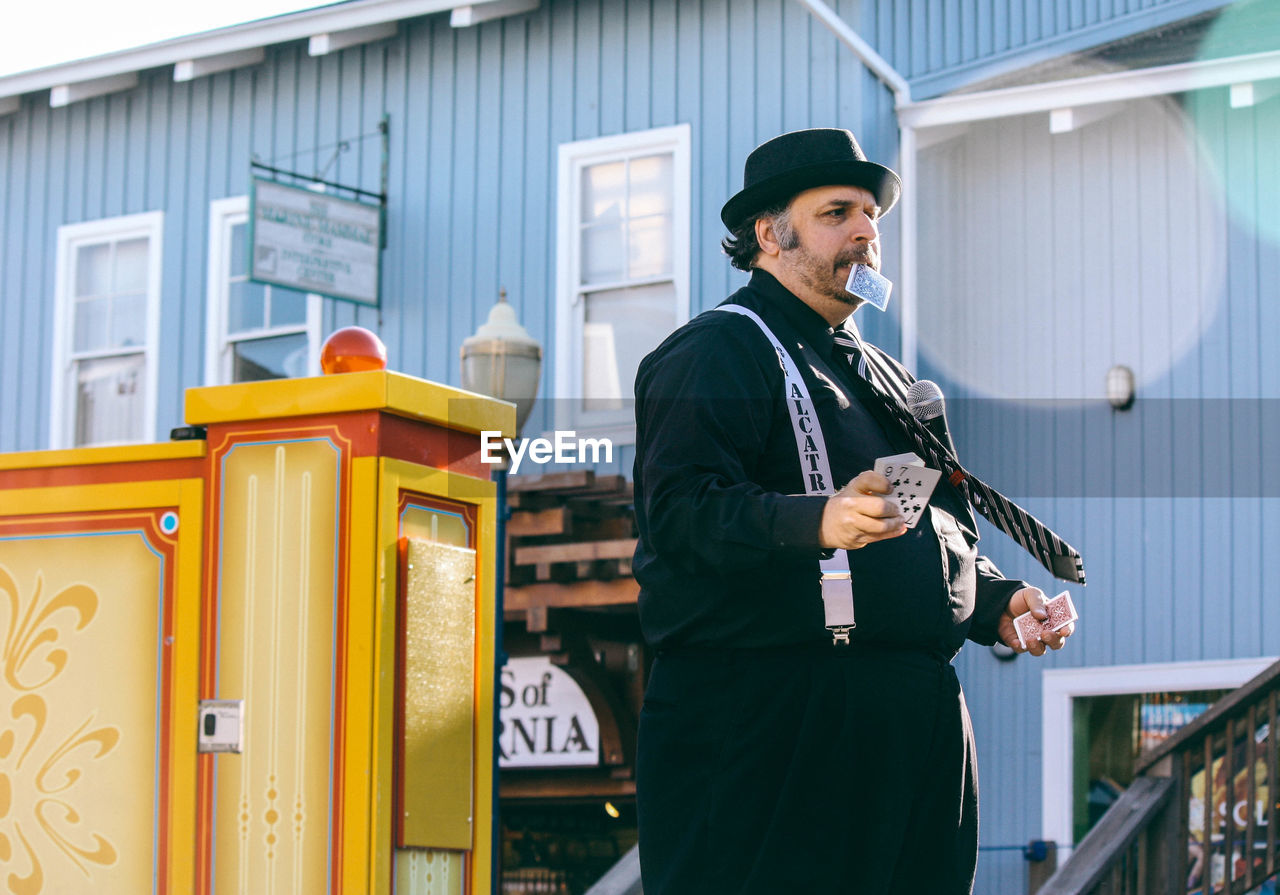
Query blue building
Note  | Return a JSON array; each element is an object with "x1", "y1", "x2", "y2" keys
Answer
[{"x1": 0, "y1": 0, "x2": 1276, "y2": 891}]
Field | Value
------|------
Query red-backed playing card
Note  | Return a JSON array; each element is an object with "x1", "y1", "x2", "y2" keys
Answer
[{"x1": 1012, "y1": 591, "x2": 1078, "y2": 649}]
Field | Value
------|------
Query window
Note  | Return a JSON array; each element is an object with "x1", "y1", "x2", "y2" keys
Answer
[
  {"x1": 206, "y1": 196, "x2": 320, "y2": 386},
  {"x1": 1072, "y1": 688, "x2": 1230, "y2": 842},
  {"x1": 555, "y1": 125, "x2": 691, "y2": 439},
  {"x1": 51, "y1": 212, "x2": 164, "y2": 448},
  {"x1": 1041, "y1": 657, "x2": 1276, "y2": 863}
]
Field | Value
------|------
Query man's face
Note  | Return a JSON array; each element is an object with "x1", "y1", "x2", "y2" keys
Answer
[{"x1": 774, "y1": 185, "x2": 881, "y2": 307}]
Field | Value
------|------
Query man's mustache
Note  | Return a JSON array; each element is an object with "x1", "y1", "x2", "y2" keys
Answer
[{"x1": 836, "y1": 247, "x2": 875, "y2": 269}]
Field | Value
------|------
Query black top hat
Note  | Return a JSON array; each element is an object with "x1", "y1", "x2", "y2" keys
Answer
[{"x1": 720, "y1": 128, "x2": 901, "y2": 231}]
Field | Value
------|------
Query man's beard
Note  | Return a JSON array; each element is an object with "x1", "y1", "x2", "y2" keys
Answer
[{"x1": 784, "y1": 239, "x2": 878, "y2": 305}]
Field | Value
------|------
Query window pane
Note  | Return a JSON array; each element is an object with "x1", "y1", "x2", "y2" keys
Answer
[
  {"x1": 581, "y1": 223, "x2": 625, "y2": 285},
  {"x1": 581, "y1": 161, "x2": 626, "y2": 226},
  {"x1": 74, "y1": 353, "x2": 145, "y2": 446},
  {"x1": 75, "y1": 243, "x2": 111, "y2": 298},
  {"x1": 230, "y1": 222, "x2": 249, "y2": 278},
  {"x1": 114, "y1": 237, "x2": 149, "y2": 294},
  {"x1": 110, "y1": 293, "x2": 147, "y2": 348},
  {"x1": 1072, "y1": 689, "x2": 1230, "y2": 845},
  {"x1": 581, "y1": 282, "x2": 676, "y2": 411},
  {"x1": 268, "y1": 286, "x2": 308, "y2": 327},
  {"x1": 73, "y1": 297, "x2": 110, "y2": 353},
  {"x1": 229, "y1": 279, "x2": 268, "y2": 334},
  {"x1": 628, "y1": 154, "x2": 673, "y2": 217},
  {"x1": 627, "y1": 213, "x2": 673, "y2": 279},
  {"x1": 582, "y1": 321, "x2": 624, "y2": 411},
  {"x1": 231, "y1": 332, "x2": 309, "y2": 382}
]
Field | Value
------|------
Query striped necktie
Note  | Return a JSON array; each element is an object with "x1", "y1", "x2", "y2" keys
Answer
[{"x1": 832, "y1": 328, "x2": 1086, "y2": 586}]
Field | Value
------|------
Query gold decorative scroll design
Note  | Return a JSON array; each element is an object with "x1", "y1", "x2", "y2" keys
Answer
[
  {"x1": 401, "y1": 539, "x2": 476, "y2": 849},
  {"x1": 393, "y1": 848, "x2": 463, "y2": 895},
  {"x1": 214, "y1": 440, "x2": 338, "y2": 895},
  {"x1": 0, "y1": 533, "x2": 164, "y2": 894}
]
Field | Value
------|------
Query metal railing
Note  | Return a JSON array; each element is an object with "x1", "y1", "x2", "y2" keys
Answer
[{"x1": 1040, "y1": 658, "x2": 1280, "y2": 895}]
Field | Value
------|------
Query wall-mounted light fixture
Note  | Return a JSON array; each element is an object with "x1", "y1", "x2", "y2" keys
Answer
[{"x1": 1106, "y1": 364, "x2": 1136, "y2": 411}]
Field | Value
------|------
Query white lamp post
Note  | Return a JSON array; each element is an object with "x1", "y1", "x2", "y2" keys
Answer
[
  {"x1": 460, "y1": 288, "x2": 542, "y2": 895},
  {"x1": 460, "y1": 288, "x2": 542, "y2": 438}
]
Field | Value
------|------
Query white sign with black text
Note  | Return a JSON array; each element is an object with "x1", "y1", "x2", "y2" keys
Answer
[
  {"x1": 498, "y1": 657, "x2": 599, "y2": 768},
  {"x1": 250, "y1": 177, "x2": 381, "y2": 306}
]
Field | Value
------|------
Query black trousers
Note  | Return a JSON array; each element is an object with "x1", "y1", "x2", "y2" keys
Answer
[{"x1": 636, "y1": 645, "x2": 979, "y2": 895}]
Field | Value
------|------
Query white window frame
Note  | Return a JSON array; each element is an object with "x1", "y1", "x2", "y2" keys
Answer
[
  {"x1": 50, "y1": 210, "x2": 165, "y2": 449},
  {"x1": 1042, "y1": 656, "x2": 1278, "y2": 863},
  {"x1": 205, "y1": 196, "x2": 321, "y2": 386},
  {"x1": 554, "y1": 123, "x2": 691, "y2": 443}
]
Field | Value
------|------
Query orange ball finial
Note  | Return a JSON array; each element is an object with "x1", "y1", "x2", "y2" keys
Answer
[{"x1": 320, "y1": 326, "x2": 388, "y2": 375}]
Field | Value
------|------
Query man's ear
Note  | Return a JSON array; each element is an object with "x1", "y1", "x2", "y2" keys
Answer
[{"x1": 755, "y1": 216, "x2": 781, "y2": 258}]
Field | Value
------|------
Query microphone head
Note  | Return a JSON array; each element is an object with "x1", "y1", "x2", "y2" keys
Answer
[{"x1": 906, "y1": 379, "x2": 945, "y2": 422}]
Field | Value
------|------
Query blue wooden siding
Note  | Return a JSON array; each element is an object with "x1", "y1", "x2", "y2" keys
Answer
[
  {"x1": 865, "y1": 0, "x2": 1237, "y2": 97},
  {"x1": 0, "y1": 0, "x2": 916, "y2": 452},
  {"x1": 0, "y1": 3, "x2": 1248, "y2": 442}
]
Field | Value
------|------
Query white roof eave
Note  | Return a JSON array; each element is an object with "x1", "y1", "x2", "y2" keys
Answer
[
  {"x1": 900, "y1": 48, "x2": 1280, "y2": 129},
  {"x1": 0, "y1": 0, "x2": 498, "y2": 101}
]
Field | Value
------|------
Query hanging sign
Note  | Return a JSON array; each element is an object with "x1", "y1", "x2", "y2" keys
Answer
[
  {"x1": 250, "y1": 177, "x2": 381, "y2": 307},
  {"x1": 498, "y1": 657, "x2": 600, "y2": 768}
]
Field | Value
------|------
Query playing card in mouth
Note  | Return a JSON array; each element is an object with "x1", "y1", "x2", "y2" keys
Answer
[
  {"x1": 846, "y1": 263, "x2": 894, "y2": 312},
  {"x1": 874, "y1": 452, "x2": 942, "y2": 529},
  {"x1": 1012, "y1": 590, "x2": 1079, "y2": 649}
]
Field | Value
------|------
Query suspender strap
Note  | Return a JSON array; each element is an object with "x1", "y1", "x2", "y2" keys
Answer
[{"x1": 714, "y1": 305, "x2": 855, "y2": 642}]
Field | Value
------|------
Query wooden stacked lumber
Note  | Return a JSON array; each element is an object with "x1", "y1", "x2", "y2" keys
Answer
[{"x1": 503, "y1": 471, "x2": 639, "y2": 615}]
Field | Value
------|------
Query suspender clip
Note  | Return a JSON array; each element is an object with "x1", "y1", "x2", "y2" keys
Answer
[{"x1": 820, "y1": 570, "x2": 855, "y2": 641}]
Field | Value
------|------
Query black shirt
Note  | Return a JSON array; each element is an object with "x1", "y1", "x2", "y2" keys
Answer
[{"x1": 632, "y1": 269, "x2": 1024, "y2": 653}]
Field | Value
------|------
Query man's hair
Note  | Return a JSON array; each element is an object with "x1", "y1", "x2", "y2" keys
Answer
[{"x1": 721, "y1": 201, "x2": 800, "y2": 271}]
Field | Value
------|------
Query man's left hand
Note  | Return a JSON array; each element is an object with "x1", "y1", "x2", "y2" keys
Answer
[{"x1": 996, "y1": 586, "x2": 1075, "y2": 657}]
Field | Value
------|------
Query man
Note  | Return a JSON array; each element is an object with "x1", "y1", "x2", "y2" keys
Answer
[{"x1": 632, "y1": 128, "x2": 1080, "y2": 894}]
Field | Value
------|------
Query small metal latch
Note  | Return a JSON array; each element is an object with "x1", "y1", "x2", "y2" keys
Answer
[
  {"x1": 829, "y1": 626, "x2": 853, "y2": 646},
  {"x1": 197, "y1": 699, "x2": 244, "y2": 753}
]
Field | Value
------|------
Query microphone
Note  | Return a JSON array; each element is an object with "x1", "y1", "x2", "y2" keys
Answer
[{"x1": 905, "y1": 379, "x2": 956, "y2": 458}]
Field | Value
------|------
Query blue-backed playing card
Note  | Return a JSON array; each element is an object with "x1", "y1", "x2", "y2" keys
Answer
[{"x1": 846, "y1": 263, "x2": 893, "y2": 311}]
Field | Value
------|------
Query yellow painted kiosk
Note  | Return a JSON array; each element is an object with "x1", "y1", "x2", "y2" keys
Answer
[{"x1": 0, "y1": 328, "x2": 513, "y2": 895}]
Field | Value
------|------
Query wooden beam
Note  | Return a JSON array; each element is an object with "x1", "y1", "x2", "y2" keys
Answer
[
  {"x1": 507, "y1": 506, "x2": 571, "y2": 537},
  {"x1": 497, "y1": 775, "x2": 635, "y2": 800},
  {"x1": 560, "y1": 661, "x2": 635, "y2": 767},
  {"x1": 524, "y1": 606, "x2": 548, "y2": 632},
  {"x1": 1048, "y1": 101, "x2": 1123, "y2": 134},
  {"x1": 1137, "y1": 657, "x2": 1280, "y2": 773},
  {"x1": 508, "y1": 471, "x2": 628, "y2": 496},
  {"x1": 308, "y1": 22, "x2": 397, "y2": 56},
  {"x1": 505, "y1": 579, "x2": 639, "y2": 611},
  {"x1": 173, "y1": 48, "x2": 265, "y2": 82},
  {"x1": 450, "y1": 0, "x2": 539, "y2": 27},
  {"x1": 572, "y1": 516, "x2": 633, "y2": 540},
  {"x1": 1036, "y1": 776, "x2": 1173, "y2": 895},
  {"x1": 508, "y1": 470, "x2": 594, "y2": 492},
  {"x1": 514, "y1": 538, "x2": 637, "y2": 566},
  {"x1": 1231, "y1": 80, "x2": 1280, "y2": 108},
  {"x1": 565, "y1": 490, "x2": 635, "y2": 520},
  {"x1": 50, "y1": 73, "x2": 138, "y2": 108}
]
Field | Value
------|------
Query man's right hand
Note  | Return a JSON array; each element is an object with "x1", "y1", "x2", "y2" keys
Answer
[{"x1": 818, "y1": 470, "x2": 908, "y2": 550}]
